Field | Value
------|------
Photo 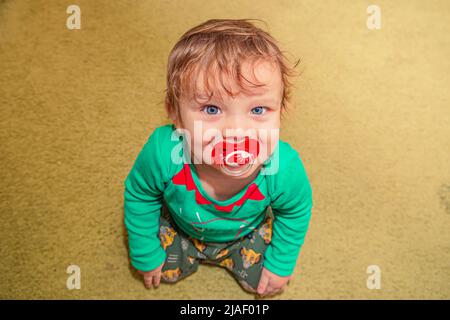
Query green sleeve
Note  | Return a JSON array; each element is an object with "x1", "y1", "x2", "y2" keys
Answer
[
  {"x1": 263, "y1": 147, "x2": 313, "y2": 277},
  {"x1": 123, "y1": 127, "x2": 169, "y2": 272}
]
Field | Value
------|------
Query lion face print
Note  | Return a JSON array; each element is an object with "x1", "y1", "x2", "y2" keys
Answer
[
  {"x1": 159, "y1": 225, "x2": 177, "y2": 250},
  {"x1": 162, "y1": 267, "x2": 181, "y2": 282},
  {"x1": 240, "y1": 247, "x2": 261, "y2": 269}
]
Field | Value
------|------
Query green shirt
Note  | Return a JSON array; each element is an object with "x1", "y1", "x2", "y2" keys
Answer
[{"x1": 124, "y1": 124, "x2": 313, "y2": 276}]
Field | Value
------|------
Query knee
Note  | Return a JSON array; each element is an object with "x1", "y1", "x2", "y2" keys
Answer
[
  {"x1": 238, "y1": 280, "x2": 257, "y2": 293},
  {"x1": 160, "y1": 267, "x2": 183, "y2": 283},
  {"x1": 161, "y1": 264, "x2": 199, "y2": 284}
]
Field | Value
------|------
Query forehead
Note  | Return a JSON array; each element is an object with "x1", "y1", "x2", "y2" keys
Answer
[{"x1": 189, "y1": 58, "x2": 283, "y2": 103}]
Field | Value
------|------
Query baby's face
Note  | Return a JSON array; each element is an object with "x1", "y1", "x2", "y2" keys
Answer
[{"x1": 175, "y1": 59, "x2": 282, "y2": 179}]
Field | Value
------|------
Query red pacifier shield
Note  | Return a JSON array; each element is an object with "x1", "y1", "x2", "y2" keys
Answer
[{"x1": 211, "y1": 137, "x2": 260, "y2": 167}]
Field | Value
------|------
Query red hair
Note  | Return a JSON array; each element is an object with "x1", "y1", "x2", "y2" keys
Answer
[{"x1": 163, "y1": 19, "x2": 301, "y2": 121}]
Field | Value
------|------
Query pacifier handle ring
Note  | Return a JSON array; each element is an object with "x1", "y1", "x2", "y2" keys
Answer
[{"x1": 224, "y1": 151, "x2": 255, "y2": 167}]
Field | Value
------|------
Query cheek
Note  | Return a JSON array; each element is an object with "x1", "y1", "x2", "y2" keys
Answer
[
  {"x1": 257, "y1": 129, "x2": 279, "y2": 161},
  {"x1": 188, "y1": 130, "x2": 219, "y2": 164}
]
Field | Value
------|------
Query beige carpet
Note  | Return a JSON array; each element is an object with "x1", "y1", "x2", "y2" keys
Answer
[{"x1": 1, "y1": 0, "x2": 449, "y2": 299}]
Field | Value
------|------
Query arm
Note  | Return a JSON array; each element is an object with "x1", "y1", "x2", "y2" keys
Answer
[
  {"x1": 124, "y1": 128, "x2": 168, "y2": 272},
  {"x1": 263, "y1": 151, "x2": 313, "y2": 277}
]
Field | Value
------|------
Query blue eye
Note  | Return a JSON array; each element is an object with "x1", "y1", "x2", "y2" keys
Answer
[
  {"x1": 203, "y1": 105, "x2": 221, "y2": 115},
  {"x1": 251, "y1": 106, "x2": 266, "y2": 115}
]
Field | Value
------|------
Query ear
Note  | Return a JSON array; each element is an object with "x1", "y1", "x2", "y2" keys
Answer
[
  {"x1": 165, "y1": 104, "x2": 179, "y2": 127},
  {"x1": 168, "y1": 111, "x2": 177, "y2": 127},
  {"x1": 172, "y1": 115, "x2": 184, "y2": 131},
  {"x1": 255, "y1": 253, "x2": 261, "y2": 264}
]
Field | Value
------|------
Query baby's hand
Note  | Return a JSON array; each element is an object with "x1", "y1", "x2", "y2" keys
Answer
[
  {"x1": 137, "y1": 262, "x2": 164, "y2": 289},
  {"x1": 256, "y1": 267, "x2": 292, "y2": 297}
]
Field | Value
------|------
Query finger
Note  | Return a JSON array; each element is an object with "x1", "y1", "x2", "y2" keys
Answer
[
  {"x1": 267, "y1": 284, "x2": 284, "y2": 296},
  {"x1": 273, "y1": 286, "x2": 285, "y2": 296},
  {"x1": 258, "y1": 284, "x2": 273, "y2": 297},
  {"x1": 144, "y1": 276, "x2": 153, "y2": 289},
  {"x1": 153, "y1": 273, "x2": 161, "y2": 288},
  {"x1": 257, "y1": 274, "x2": 269, "y2": 295},
  {"x1": 265, "y1": 286, "x2": 278, "y2": 297}
]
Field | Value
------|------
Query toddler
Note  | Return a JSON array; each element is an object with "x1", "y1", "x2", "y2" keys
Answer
[{"x1": 124, "y1": 19, "x2": 313, "y2": 297}]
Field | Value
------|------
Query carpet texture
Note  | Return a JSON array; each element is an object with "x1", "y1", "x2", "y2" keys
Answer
[{"x1": 1, "y1": 0, "x2": 449, "y2": 299}]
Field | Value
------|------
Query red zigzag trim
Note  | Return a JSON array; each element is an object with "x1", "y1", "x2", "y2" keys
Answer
[{"x1": 172, "y1": 164, "x2": 265, "y2": 212}]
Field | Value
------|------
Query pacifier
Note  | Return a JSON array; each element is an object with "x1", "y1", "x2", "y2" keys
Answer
[{"x1": 210, "y1": 136, "x2": 260, "y2": 176}]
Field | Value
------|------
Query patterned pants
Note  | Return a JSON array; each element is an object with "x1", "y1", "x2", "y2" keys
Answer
[{"x1": 158, "y1": 205, "x2": 273, "y2": 292}]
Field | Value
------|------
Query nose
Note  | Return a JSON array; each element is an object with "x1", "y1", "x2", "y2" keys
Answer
[
  {"x1": 222, "y1": 131, "x2": 248, "y2": 143},
  {"x1": 221, "y1": 113, "x2": 248, "y2": 139}
]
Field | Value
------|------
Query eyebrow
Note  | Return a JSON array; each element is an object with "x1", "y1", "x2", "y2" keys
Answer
[
  {"x1": 250, "y1": 97, "x2": 278, "y2": 105},
  {"x1": 195, "y1": 96, "x2": 278, "y2": 106}
]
